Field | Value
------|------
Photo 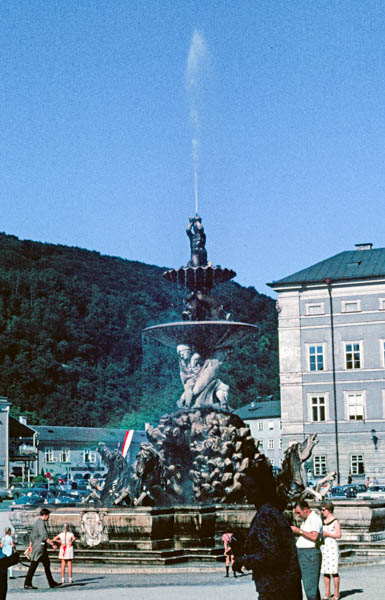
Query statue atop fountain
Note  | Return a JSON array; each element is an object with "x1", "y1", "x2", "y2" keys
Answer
[{"x1": 186, "y1": 215, "x2": 208, "y2": 267}]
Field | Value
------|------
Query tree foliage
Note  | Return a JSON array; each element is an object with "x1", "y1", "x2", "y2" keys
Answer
[{"x1": 0, "y1": 232, "x2": 279, "y2": 428}]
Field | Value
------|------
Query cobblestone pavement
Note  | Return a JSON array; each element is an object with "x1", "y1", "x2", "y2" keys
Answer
[{"x1": 4, "y1": 562, "x2": 379, "y2": 599}]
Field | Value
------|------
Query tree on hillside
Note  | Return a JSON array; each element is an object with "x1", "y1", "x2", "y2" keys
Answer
[{"x1": 0, "y1": 232, "x2": 278, "y2": 427}]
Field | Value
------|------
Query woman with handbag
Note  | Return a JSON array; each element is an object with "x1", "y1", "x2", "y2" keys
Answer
[{"x1": 321, "y1": 502, "x2": 341, "y2": 600}]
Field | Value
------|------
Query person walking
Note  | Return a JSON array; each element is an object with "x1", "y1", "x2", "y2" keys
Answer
[
  {"x1": 291, "y1": 499, "x2": 322, "y2": 600},
  {"x1": 232, "y1": 462, "x2": 302, "y2": 600},
  {"x1": 0, "y1": 549, "x2": 20, "y2": 600},
  {"x1": 24, "y1": 508, "x2": 61, "y2": 590},
  {"x1": 53, "y1": 523, "x2": 75, "y2": 583},
  {"x1": 320, "y1": 502, "x2": 341, "y2": 600},
  {"x1": 0, "y1": 529, "x2": 15, "y2": 579},
  {"x1": 222, "y1": 532, "x2": 234, "y2": 577}
]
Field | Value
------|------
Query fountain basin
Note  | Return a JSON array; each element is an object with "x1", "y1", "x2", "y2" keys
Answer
[{"x1": 143, "y1": 321, "x2": 259, "y2": 351}]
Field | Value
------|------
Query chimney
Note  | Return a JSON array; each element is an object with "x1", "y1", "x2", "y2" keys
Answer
[
  {"x1": 19, "y1": 415, "x2": 27, "y2": 425},
  {"x1": 355, "y1": 243, "x2": 373, "y2": 251}
]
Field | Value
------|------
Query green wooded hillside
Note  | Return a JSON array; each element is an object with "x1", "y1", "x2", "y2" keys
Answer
[{"x1": 0, "y1": 232, "x2": 279, "y2": 428}]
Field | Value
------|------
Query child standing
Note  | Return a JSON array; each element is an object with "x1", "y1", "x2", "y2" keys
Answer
[
  {"x1": 53, "y1": 524, "x2": 75, "y2": 584},
  {"x1": 0, "y1": 529, "x2": 15, "y2": 579}
]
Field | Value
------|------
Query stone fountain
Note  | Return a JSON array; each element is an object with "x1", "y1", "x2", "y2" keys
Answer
[{"x1": 9, "y1": 216, "x2": 385, "y2": 565}]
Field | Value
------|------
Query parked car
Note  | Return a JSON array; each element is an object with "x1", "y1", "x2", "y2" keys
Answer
[
  {"x1": 0, "y1": 488, "x2": 12, "y2": 502},
  {"x1": 11, "y1": 492, "x2": 46, "y2": 506},
  {"x1": 356, "y1": 485, "x2": 385, "y2": 500},
  {"x1": 341, "y1": 485, "x2": 358, "y2": 498},
  {"x1": 348, "y1": 483, "x2": 367, "y2": 494},
  {"x1": 326, "y1": 485, "x2": 356, "y2": 499},
  {"x1": 10, "y1": 484, "x2": 33, "y2": 499},
  {"x1": 53, "y1": 492, "x2": 80, "y2": 506}
]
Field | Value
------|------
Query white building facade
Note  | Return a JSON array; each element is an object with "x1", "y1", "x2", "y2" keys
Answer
[
  {"x1": 235, "y1": 400, "x2": 283, "y2": 468},
  {"x1": 268, "y1": 244, "x2": 385, "y2": 485}
]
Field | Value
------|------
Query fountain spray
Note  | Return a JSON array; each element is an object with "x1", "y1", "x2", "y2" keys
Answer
[{"x1": 186, "y1": 30, "x2": 207, "y2": 216}]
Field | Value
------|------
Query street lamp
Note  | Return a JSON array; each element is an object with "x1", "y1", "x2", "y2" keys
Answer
[{"x1": 325, "y1": 278, "x2": 341, "y2": 484}]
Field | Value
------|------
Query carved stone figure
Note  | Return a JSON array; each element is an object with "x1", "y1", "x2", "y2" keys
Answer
[
  {"x1": 276, "y1": 434, "x2": 335, "y2": 503},
  {"x1": 186, "y1": 216, "x2": 208, "y2": 267},
  {"x1": 176, "y1": 344, "x2": 229, "y2": 409},
  {"x1": 182, "y1": 290, "x2": 230, "y2": 321}
]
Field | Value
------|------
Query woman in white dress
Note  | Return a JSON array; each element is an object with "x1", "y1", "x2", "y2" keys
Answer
[
  {"x1": 53, "y1": 524, "x2": 75, "y2": 584},
  {"x1": 321, "y1": 502, "x2": 341, "y2": 600}
]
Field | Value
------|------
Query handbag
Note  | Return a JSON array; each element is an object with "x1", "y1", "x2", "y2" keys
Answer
[
  {"x1": 315, "y1": 527, "x2": 324, "y2": 549},
  {"x1": 23, "y1": 548, "x2": 32, "y2": 561}
]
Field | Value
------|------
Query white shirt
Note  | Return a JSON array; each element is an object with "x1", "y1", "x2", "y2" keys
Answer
[{"x1": 296, "y1": 510, "x2": 322, "y2": 548}]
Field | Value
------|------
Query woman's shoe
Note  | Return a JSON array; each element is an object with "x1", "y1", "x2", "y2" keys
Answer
[{"x1": 69, "y1": 579, "x2": 73, "y2": 583}]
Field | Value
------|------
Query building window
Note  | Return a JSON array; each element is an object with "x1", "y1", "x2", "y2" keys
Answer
[
  {"x1": 268, "y1": 439, "x2": 274, "y2": 450},
  {"x1": 83, "y1": 451, "x2": 97, "y2": 463},
  {"x1": 258, "y1": 422, "x2": 264, "y2": 431},
  {"x1": 313, "y1": 455, "x2": 327, "y2": 476},
  {"x1": 345, "y1": 342, "x2": 361, "y2": 369},
  {"x1": 279, "y1": 421, "x2": 282, "y2": 430},
  {"x1": 342, "y1": 300, "x2": 361, "y2": 313},
  {"x1": 380, "y1": 340, "x2": 385, "y2": 367},
  {"x1": 346, "y1": 393, "x2": 365, "y2": 420},
  {"x1": 279, "y1": 439, "x2": 282, "y2": 449},
  {"x1": 310, "y1": 396, "x2": 326, "y2": 422},
  {"x1": 258, "y1": 440, "x2": 264, "y2": 450},
  {"x1": 45, "y1": 448, "x2": 55, "y2": 463},
  {"x1": 60, "y1": 449, "x2": 70, "y2": 463},
  {"x1": 268, "y1": 421, "x2": 274, "y2": 430},
  {"x1": 379, "y1": 298, "x2": 385, "y2": 310},
  {"x1": 351, "y1": 454, "x2": 365, "y2": 475},
  {"x1": 308, "y1": 345, "x2": 324, "y2": 371},
  {"x1": 305, "y1": 303, "x2": 324, "y2": 316}
]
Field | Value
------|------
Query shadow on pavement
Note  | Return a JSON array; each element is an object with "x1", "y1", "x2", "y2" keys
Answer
[{"x1": 340, "y1": 589, "x2": 364, "y2": 598}]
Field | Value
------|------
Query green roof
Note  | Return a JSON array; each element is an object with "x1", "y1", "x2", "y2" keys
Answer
[
  {"x1": 235, "y1": 400, "x2": 280, "y2": 420},
  {"x1": 267, "y1": 247, "x2": 385, "y2": 288}
]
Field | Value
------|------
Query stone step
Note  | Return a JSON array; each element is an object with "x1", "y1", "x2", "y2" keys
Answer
[{"x1": 48, "y1": 546, "x2": 225, "y2": 566}]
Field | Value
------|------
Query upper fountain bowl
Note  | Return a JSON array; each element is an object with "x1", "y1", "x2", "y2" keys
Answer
[
  {"x1": 162, "y1": 265, "x2": 236, "y2": 290},
  {"x1": 143, "y1": 320, "x2": 260, "y2": 351}
]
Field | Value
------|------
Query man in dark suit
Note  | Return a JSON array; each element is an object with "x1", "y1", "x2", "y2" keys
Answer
[{"x1": 24, "y1": 508, "x2": 61, "y2": 590}]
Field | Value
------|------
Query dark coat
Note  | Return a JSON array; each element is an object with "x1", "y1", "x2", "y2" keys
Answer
[
  {"x1": 243, "y1": 502, "x2": 302, "y2": 600},
  {"x1": 30, "y1": 518, "x2": 49, "y2": 562}
]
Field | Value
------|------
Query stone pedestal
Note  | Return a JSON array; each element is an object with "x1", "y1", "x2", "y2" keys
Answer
[{"x1": 174, "y1": 505, "x2": 216, "y2": 549}]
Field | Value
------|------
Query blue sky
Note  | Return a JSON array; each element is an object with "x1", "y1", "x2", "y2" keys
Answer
[{"x1": 1, "y1": 1, "x2": 384, "y2": 296}]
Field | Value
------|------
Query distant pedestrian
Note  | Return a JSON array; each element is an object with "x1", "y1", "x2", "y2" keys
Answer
[
  {"x1": 291, "y1": 499, "x2": 322, "y2": 600},
  {"x1": 0, "y1": 529, "x2": 15, "y2": 579},
  {"x1": 222, "y1": 532, "x2": 234, "y2": 577},
  {"x1": 53, "y1": 523, "x2": 75, "y2": 583},
  {"x1": 24, "y1": 508, "x2": 61, "y2": 590},
  {"x1": 320, "y1": 502, "x2": 341, "y2": 600},
  {"x1": 366, "y1": 477, "x2": 371, "y2": 489},
  {"x1": 347, "y1": 473, "x2": 352, "y2": 484},
  {"x1": 233, "y1": 462, "x2": 302, "y2": 600}
]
